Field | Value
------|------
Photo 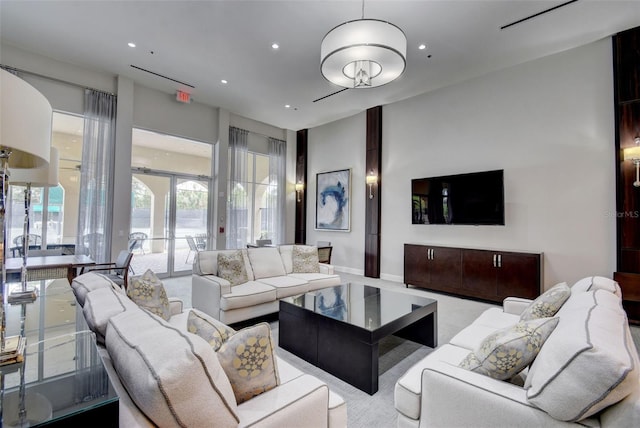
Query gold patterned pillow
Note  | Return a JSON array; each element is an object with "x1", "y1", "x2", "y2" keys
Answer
[
  {"x1": 127, "y1": 269, "x2": 171, "y2": 321},
  {"x1": 216, "y1": 322, "x2": 280, "y2": 404},
  {"x1": 520, "y1": 282, "x2": 570, "y2": 321},
  {"x1": 459, "y1": 317, "x2": 559, "y2": 380},
  {"x1": 217, "y1": 251, "x2": 249, "y2": 286},
  {"x1": 187, "y1": 309, "x2": 236, "y2": 351},
  {"x1": 292, "y1": 245, "x2": 320, "y2": 273}
]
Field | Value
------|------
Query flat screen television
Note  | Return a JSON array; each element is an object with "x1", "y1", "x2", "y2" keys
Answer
[{"x1": 411, "y1": 169, "x2": 504, "y2": 225}]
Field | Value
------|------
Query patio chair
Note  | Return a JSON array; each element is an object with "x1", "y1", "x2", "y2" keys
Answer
[
  {"x1": 13, "y1": 234, "x2": 43, "y2": 256},
  {"x1": 82, "y1": 250, "x2": 134, "y2": 290},
  {"x1": 186, "y1": 236, "x2": 200, "y2": 264},
  {"x1": 128, "y1": 232, "x2": 147, "y2": 254},
  {"x1": 195, "y1": 233, "x2": 207, "y2": 250}
]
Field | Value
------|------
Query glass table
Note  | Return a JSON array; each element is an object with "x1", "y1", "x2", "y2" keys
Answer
[
  {"x1": 0, "y1": 279, "x2": 118, "y2": 427},
  {"x1": 279, "y1": 283, "x2": 438, "y2": 394}
]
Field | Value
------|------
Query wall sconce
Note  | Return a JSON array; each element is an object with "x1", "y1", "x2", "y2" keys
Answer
[
  {"x1": 366, "y1": 170, "x2": 378, "y2": 199},
  {"x1": 295, "y1": 182, "x2": 304, "y2": 202},
  {"x1": 623, "y1": 136, "x2": 640, "y2": 187}
]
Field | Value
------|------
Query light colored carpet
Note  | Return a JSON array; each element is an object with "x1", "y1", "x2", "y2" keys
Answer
[{"x1": 163, "y1": 272, "x2": 640, "y2": 428}]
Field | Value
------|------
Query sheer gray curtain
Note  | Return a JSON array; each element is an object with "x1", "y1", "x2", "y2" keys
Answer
[
  {"x1": 76, "y1": 89, "x2": 116, "y2": 263},
  {"x1": 266, "y1": 138, "x2": 286, "y2": 244},
  {"x1": 226, "y1": 127, "x2": 248, "y2": 249}
]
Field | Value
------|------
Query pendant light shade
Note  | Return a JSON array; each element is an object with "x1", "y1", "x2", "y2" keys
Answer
[
  {"x1": 0, "y1": 68, "x2": 52, "y2": 168},
  {"x1": 321, "y1": 19, "x2": 407, "y2": 89}
]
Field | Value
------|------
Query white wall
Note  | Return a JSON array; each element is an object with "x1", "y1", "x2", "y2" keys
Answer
[
  {"x1": 308, "y1": 38, "x2": 616, "y2": 289},
  {"x1": 307, "y1": 112, "x2": 367, "y2": 273}
]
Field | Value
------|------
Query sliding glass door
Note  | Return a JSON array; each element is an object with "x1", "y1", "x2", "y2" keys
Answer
[
  {"x1": 130, "y1": 172, "x2": 209, "y2": 277},
  {"x1": 130, "y1": 128, "x2": 213, "y2": 278}
]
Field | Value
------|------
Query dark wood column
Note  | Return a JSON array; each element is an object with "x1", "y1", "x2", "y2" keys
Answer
[
  {"x1": 295, "y1": 129, "x2": 308, "y2": 244},
  {"x1": 365, "y1": 106, "x2": 382, "y2": 278},
  {"x1": 613, "y1": 26, "x2": 640, "y2": 324}
]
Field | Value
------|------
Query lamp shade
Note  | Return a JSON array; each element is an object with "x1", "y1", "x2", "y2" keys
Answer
[
  {"x1": 10, "y1": 147, "x2": 59, "y2": 187},
  {"x1": 321, "y1": 19, "x2": 407, "y2": 88},
  {"x1": 0, "y1": 68, "x2": 52, "y2": 168},
  {"x1": 624, "y1": 146, "x2": 640, "y2": 161}
]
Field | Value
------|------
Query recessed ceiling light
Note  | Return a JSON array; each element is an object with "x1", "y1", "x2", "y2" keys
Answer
[
  {"x1": 272, "y1": 43, "x2": 279, "y2": 50},
  {"x1": 285, "y1": 104, "x2": 290, "y2": 109},
  {"x1": 128, "y1": 42, "x2": 136, "y2": 48},
  {"x1": 418, "y1": 44, "x2": 426, "y2": 50},
  {"x1": 221, "y1": 79, "x2": 228, "y2": 84}
]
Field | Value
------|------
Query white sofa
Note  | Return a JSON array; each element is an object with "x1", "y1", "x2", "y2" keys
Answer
[
  {"x1": 192, "y1": 245, "x2": 341, "y2": 324},
  {"x1": 72, "y1": 272, "x2": 347, "y2": 428},
  {"x1": 394, "y1": 276, "x2": 640, "y2": 428}
]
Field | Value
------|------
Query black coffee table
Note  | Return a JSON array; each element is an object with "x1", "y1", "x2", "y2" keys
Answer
[{"x1": 279, "y1": 283, "x2": 437, "y2": 394}]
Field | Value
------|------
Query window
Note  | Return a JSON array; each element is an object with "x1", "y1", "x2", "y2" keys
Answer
[
  {"x1": 8, "y1": 111, "x2": 82, "y2": 255},
  {"x1": 228, "y1": 151, "x2": 278, "y2": 246}
]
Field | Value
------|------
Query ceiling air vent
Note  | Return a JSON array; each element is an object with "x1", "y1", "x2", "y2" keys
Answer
[
  {"x1": 130, "y1": 65, "x2": 195, "y2": 88},
  {"x1": 500, "y1": 0, "x2": 579, "y2": 30}
]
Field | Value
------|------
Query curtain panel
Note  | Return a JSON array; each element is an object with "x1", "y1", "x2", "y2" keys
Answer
[
  {"x1": 267, "y1": 138, "x2": 286, "y2": 245},
  {"x1": 76, "y1": 89, "x2": 116, "y2": 263},
  {"x1": 227, "y1": 127, "x2": 248, "y2": 249}
]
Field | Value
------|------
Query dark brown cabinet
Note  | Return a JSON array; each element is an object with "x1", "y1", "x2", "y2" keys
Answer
[
  {"x1": 613, "y1": 272, "x2": 640, "y2": 324},
  {"x1": 405, "y1": 244, "x2": 541, "y2": 303},
  {"x1": 404, "y1": 244, "x2": 462, "y2": 293}
]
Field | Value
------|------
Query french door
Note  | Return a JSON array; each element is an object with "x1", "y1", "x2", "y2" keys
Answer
[{"x1": 130, "y1": 170, "x2": 210, "y2": 278}]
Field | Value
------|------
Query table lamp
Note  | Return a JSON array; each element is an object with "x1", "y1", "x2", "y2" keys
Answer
[
  {"x1": 0, "y1": 68, "x2": 52, "y2": 355},
  {"x1": 8, "y1": 147, "x2": 59, "y2": 302}
]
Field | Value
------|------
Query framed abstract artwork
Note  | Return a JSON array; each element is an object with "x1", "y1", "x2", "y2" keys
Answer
[{"x1": 316, "y1": 168, "x2": 351, "y2": 231}]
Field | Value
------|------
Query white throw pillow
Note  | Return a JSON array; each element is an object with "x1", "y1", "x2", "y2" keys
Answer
[
  {"x1": 187, "y1": 309, "x2": 236, "y2": 351},
  {"x1": 106, "y1": 309, "x2": 239, "y2": 427},
  {"x1": 127, "y1": 269, "x2": 172, "y2": 321},
  {"x1": 525, "y1": 290, "x2": 639, "y2": 421},
  {"x1": 458, "y1": 317, "x2": 559, "y2": 380},
  {"x1": 217, "y1": 322, "x2": 280, "y2": 404},
  {"x1": 519, "y1": 282, "x2": 570, "y2": 321},
  {"x1": 217, "y1": 251, "x2": 249, "y2": 286},
  {"x1": 292, "y1": 245, "x2": 321, "y2": 273},
  {"x1": 247, "y1": 247, "x2": 286, "y2": 279}
]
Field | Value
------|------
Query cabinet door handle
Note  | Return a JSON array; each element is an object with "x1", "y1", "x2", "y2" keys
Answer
[
  {"x1": 498, "y1": 254, "x2": 502, "y2": 267},
  {"x1": 493, "y1": 254, "x2": 497, "y2": 267},
  {"x1": 428, "y1": 249, "x2": 432, "y2": 260}
]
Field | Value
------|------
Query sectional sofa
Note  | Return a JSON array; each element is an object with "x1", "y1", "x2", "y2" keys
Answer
[
  {"x1": 192, "y1": 245, "x2": 341, "y2": 324},
  {"x1": 394, "y1": 276, "x2": 640, "y2": 427},
  {"x1": 71, "y1": 271, "x2": 347, "y2": 427}
]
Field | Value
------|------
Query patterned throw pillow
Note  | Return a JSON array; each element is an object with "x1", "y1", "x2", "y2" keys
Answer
[
  {"x1": 292, "y1": 245, "x2": 320, "y2": 273},
  {"x1": 217, "y1": 322, "x2": 280, "y2": 404},
  {"x1": 218, "y1": 251, "x2": 249, "y2": 286},
  {"x1": 520, "y1": 282, "x2": 570, "y2": 321},
  {"x1": 459, "y1": 317, "x2": 559, "y2": 380},
  {"x1": 187, "y1": 309, "x2": 236, "y2": 351},
  {"x1": 127, "y1": 269, "x2": 171, "y2": 321}
]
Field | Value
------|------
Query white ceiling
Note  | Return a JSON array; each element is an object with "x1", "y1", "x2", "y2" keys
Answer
[{"x1": 1, "y1": 1, "x2": 639, "y2": 132}]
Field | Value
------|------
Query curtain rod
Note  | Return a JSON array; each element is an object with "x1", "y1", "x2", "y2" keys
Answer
[
  {"x1": 230, "y1": 125, "x2": 285, "y2": 142},
  {"x1": 0, "y1": 64, "x2": 116, "y2": 97}
]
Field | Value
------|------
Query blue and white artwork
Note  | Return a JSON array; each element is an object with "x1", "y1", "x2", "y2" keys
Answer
[{"x1": 316, "y1": 168, "x2": 351, "y2": 231}]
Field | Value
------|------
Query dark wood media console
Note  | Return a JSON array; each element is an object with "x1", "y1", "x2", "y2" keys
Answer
[{"x1": 404, "y1": 243, "x2": 542, "y2": 303}]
